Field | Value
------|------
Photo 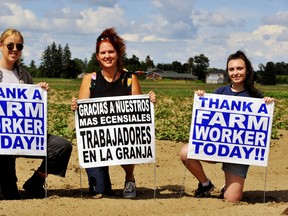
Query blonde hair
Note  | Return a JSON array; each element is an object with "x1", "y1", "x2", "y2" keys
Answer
[{"x1": 0, "y1": 28, "x2": 24, "y2": 43}]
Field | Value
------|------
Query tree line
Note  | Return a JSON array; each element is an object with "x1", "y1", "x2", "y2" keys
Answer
[{"x1": 21, "y1": 42, "x2": 288, "y2": 84}]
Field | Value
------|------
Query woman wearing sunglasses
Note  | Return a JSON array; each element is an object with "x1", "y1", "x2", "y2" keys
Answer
[
  {"x1": 0, "y1": 28, "x2": 73, "y2": 200},
  {"x1": 71, "y1": 27, "x2": 156, "y2": 198}
]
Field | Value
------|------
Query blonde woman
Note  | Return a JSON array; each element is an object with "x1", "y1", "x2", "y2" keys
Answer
[{"x1": 0, "y1": 28, "x2": 72, "y2": 199}]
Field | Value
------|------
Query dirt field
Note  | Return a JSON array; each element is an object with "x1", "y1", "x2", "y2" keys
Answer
[{"x1": 0, "y1": 127, "x2": 287, "y2": 216}]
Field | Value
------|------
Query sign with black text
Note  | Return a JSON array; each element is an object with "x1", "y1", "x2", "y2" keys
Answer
[
  {"x1": 75, "y1": 95, "x2": 155, "y2": 168},
  {"x1": 0, "y1": 83, "x2": 47, "y2": 156},
  {"x1": 187, "y1": 93, "x2": 274, "y2": 167}
]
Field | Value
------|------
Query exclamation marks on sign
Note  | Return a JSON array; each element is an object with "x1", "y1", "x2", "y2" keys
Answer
[
  {"x1": 36, "y1": 137, "x2": 45, "y2": 150},
  {"x1": 255, "y1": 148, "x2": 265, "y2": 161}
]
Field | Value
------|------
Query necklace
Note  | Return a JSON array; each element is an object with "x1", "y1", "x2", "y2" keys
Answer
[
  {"x1": 231, "y1": 84, "x2": 245, "y2": 92},
  {"x1": 102, "y1": 70, "x2": 118, "y2": 83}
]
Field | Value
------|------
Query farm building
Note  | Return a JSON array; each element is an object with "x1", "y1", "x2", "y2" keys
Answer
[
  {"x1": 145, "y1": 68, "x2": 198, "y2": 80},
  {"x1": 205, "y1": 69, "x2": 226, "y2": 84}
]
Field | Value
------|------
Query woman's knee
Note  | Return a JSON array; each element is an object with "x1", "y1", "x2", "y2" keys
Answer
[
  {"x1": 179, "y1": 144, "x2": 188, "y2": 162},
  {"x1": 224, "y1": 191, "x2": 243, "y2": 202},
  {"x1": 63, "y1": 139, "x2": 73, "y2": 152},
  {"x1": 49, "y1": 135, "x2": 72, "y2": 151},
  {"x1": 223, "y1": 173, "x2": 245, "y2": 202}
]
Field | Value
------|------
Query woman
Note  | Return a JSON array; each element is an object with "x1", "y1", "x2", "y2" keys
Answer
[
  {"x1": 71, "y1": 27, "x2": 156, "y2": 198},
  {"x1": 180, "y1": 50, "x2": 275, "y2": 202},
  {"x1": 0, "y1": 28, "x2": 72, "y2": 199}
]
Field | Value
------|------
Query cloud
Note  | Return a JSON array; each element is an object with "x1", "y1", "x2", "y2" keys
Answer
[
  {"x1": 262, "y1": 11, "x2": 288, "y2": 27},
  {"x1": 122, "y1": 33, "x2": 140, "y2": 42},
  {"x1": 47, "y1": 7, "x2": 82, "y2": 19},
  {"x1": 0, "y1": 3, "x2": 39, "y2": 30},
  {"x1": 191, "y1": 9, "x2": 244, "y2": 28},
  {"x1": 0, "y1": 2, "x2": 127, "y2": 35},
  {"x1": 140, "y1": 0, "x2": 197, "y2": 40},
  {"x1": 0, "y1": 3, "x2": 14, "y2": 16},
  {"x1": 70, "y1": 0, "x2": 118, "y2": 7},
  {"x1": 152, "y1": 0, "x2": 196, "y2": 22},
  {"x1": 277, "y1": 29, "x2": 288, "y2": 41},
  {"x1": 222, "y1": 24, "x2": 288, "y2": 66},
  {"x1": 1, "y1": 0, "x2": 287, "y2": 70},
  {"x1": 135, "y1": 15, "x2": 197, "y2": 41},
  {"x1": 253, "y1": 24, "x2": 287, "y2": 40},
  {"x1": 76, "y1": 6, "x2": 127, "y2": 34}
]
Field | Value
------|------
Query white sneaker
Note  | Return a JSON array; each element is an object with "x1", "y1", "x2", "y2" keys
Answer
[{"x1": 123, "y1": 181, "x2": 136, "y2": 198}]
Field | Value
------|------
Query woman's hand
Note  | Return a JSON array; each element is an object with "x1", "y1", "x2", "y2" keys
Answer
[
  {"x1": 195, "y1": 90, "x2": 206, "y2": 97},
  {"x1": 264, "y1": 97, "x2": 276, "y2": 104},
  {"x1": 71, "y1": 97, "x2": 78, "y2": 111},
  {"x1": 148, "y1": 91, "x2": 156, "y2": 104},
  {"x1": 37, "y1": 82, "x2": 49, "y2": 91}
]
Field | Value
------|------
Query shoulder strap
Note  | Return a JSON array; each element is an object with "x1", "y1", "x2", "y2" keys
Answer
[
  {"x1": 89, "y1": 72, "x2": 97, "y2": 97},
  {"x1": 89, "y1": 70, "x2": 133, "y2": 95},
  {"x1": 121, "y1": 71, "x2": 133, "y2": 95}
]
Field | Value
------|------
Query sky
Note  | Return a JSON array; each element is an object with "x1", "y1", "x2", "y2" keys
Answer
[{"x1": 0, "y1": 0, "x2": 287, "y2": 70}]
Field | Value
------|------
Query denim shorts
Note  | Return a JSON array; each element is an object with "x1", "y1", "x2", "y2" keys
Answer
[{"x1": 222, "y1": 163, "x2": 249, "y2": 178}]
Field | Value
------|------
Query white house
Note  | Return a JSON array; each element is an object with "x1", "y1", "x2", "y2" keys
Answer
[{"x1": 206, "y1": 70, "x2": 226, "y2": 84}]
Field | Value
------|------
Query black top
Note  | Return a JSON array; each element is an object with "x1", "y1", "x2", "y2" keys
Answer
[{"x1": 90, "y1": 71, "x2": 131, "y2": 98}]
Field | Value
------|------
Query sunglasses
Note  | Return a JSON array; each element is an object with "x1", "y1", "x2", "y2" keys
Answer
[
  {"x1": 96, "y1": 35, "x2": 116, "y2": 44},
  {"x1": 4, "y1": 42, "x2": 24, "y2": 51}
]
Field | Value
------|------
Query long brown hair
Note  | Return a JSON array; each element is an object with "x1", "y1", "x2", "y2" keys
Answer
[{"x1": 226, "y1": 50, "x2": 263, "y2": 98}]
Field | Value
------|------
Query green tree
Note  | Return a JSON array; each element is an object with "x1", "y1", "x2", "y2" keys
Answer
[
  {"x1": 27, "y1": 60, "x2": 40, "y2": 77},
  {"x1": 54, "y1": 44, "x2": 63, "y2": 77},
  {"x1": 187, "y1": 57, "x2": 194, "y2": 74},
  {"x1": 171, "y1": 61, "x2": 183, "y2": 73},
  {"x1": 274, "y1": 61, "x2": 288, "y2": 75},
  {"x1": 261, "y1": 61, "x2": 276, "y2": 85},
  {"x1": 65, "y1": 59, "x2": 83, "y2": 79},
  {"x1": 61, "y1": 43, "x2": 72, "y2": 78},
  {"x1": 73, "y1": 58, "x2": 86, "y2": 74},
  {"x1": 192, "y1": 54, "x2": 209, "y2": 82},
  {"x1": 157, "y1": 63, "x2": 173, "y2": 71},
  {"x1": 39, "y1": 42, "x2": 74, "y2": 78},
  {"x1": 124, "y1": 54, "x2": 141, "y2": 71},
  {"x1": 40, "y1": 45, "x2": 53, "y2": 77},
  {"x1": 40, "y1": 42, "x2": 63, "y2": 77},
  {"x1": 83, "y1": 58, "x2": 88, "y2": 71},
  {"x1": 87, "y1": 52, "x2": 100, "y2": 72},
  {"x1": 145, "y1": 55, "x2": 154, "y2": 69}
]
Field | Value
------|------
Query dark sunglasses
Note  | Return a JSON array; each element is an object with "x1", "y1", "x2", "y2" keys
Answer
[
  {"x1": 4, "y1": 42, "x2": 24, "y2": 51},
  {"x1": 96, "y1": 35, "x2": 116, "y2": 43}
]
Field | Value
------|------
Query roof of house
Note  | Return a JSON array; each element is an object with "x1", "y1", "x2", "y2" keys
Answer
[
  {"x1": 206, "y1": 69, "x2": 225, "y2": 74},
  {"x1": 147, "y1": 68, "x2": 198, "y2": 79}
]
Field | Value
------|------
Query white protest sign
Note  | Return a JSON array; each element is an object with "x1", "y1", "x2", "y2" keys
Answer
[
  {"x1": 187, "y1": 93, "x2": 274, "y2": 167},
  {"x1": 75, "y1": 94, "x2": 155, "y2": 168},
  {"x1": 0, "y1": 83, "x2": 47, "y2": 156}
]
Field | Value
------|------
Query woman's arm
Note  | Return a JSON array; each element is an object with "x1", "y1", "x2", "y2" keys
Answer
[
  {"x1": 78, "y1": 73, "x2": 92, "y2": 99},
  {"x1": 71, "y1": 73, "x2": 92, "y2": 111},
  {"x1": 131, "y1": 74, "x2": 142, "y2": 95}
]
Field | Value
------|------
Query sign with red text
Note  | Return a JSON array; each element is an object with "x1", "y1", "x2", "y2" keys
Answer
[
  {"x1": 75, "y1": 94, "x2": 155, "y2": 168},
  {"x1": 187, "y1": 93, "x2": 274, "y2": 167},
  {"x1": 0, "y1": 83, "x2": 47, "y2": 156}
]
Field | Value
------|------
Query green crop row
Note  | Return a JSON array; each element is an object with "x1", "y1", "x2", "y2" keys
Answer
[{"x1": 40, "y1": 78, "x2": 288, "y2": 142}]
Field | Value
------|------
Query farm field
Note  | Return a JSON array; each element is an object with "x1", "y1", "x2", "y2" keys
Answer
[{"x1": 1, "y1": 79, "x2": 288, "y2": 216}]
